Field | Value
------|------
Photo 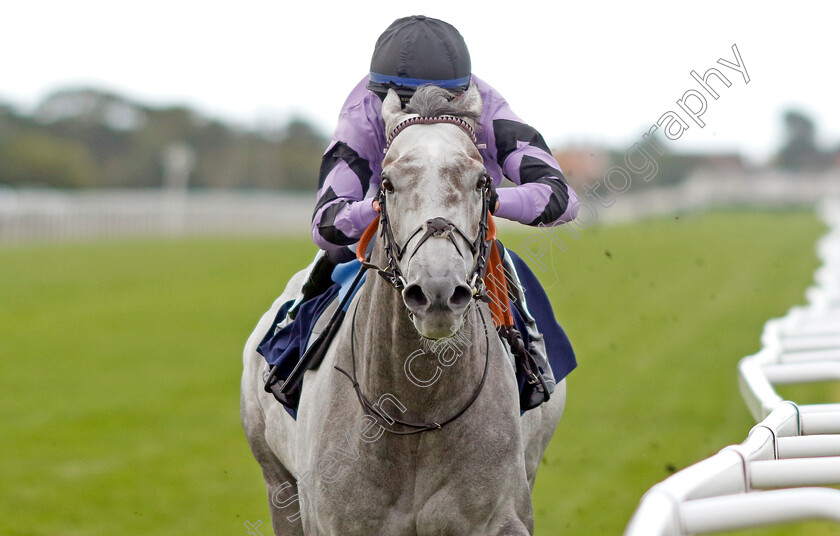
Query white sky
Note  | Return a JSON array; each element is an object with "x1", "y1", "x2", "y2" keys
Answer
[{"x1": 3, "y1": 1, "x2": 838, "y2": 164}]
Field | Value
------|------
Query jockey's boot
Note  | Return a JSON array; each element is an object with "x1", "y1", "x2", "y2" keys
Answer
[
  {"x1": 500, "y1": 250, "x2": 556, "y2": 409},
  {"x1": 288, "y1": 247, "x2": 356, "y2": 319}
]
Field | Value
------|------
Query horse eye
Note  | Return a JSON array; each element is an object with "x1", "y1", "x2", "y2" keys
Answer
[
  {"x1": 382, "y1": 177, "x2": 394, "y2": 193},
  {"x1": 475, "y1": 174, "x2": 488, "y2": 189}
]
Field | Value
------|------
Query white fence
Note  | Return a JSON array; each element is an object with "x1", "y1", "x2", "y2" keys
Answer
[
  {"x1": 594, "y1": 170, "x2": 840, "y2": 224},
  {"x1": 0, "y1": 188, "x2": 313, "y2": 243},
  {"x1": 625, "y1": 199, "x2": 840, "y2": 535},
  {"x1": 3, "y1": 172, "x2": 839, "y2": 243}
]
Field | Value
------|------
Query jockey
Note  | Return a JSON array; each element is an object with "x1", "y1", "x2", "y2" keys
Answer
[
  {"x1": 263, "y1": 15, "x2": 578, "y2": 414},
  {"x1": 313, "y1": 15, "x2": 579, "y2": 251}
]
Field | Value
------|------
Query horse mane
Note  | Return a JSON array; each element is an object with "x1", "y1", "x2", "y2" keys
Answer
[{"x1": 404, "y1": 85, "x2": 481, "y2": 121}]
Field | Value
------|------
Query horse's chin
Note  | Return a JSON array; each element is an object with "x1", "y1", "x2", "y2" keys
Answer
[{"x1": 410, "y1": 311, "x2": 465, "y2": 340}]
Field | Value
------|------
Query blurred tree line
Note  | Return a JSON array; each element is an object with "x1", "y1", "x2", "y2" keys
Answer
[
  {"x1": 0, "y1": 88, "x2": 328, "y2": 190},
  {"x1": 600, "y1": 107, "x2": 838, "y2": 190},
  {"x1": 774, "y1": 110, "x2": 835, "y2": 171},
  {"x1": 2, "y1": 89, "x2": 835, "y2": 192}
]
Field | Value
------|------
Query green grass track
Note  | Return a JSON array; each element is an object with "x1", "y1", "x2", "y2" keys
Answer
[{"x1": 0, "y1": 209, "x2": 829, "y2": 535}]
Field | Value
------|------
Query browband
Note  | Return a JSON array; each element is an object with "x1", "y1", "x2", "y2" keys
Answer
[{"x1": 384, "y1": 115, "x2": 486, "y2": 154}]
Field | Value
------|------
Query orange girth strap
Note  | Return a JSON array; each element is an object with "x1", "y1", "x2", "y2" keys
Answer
[{"x1": 484, "y1": 213, "x2": 513, "y2": 329}]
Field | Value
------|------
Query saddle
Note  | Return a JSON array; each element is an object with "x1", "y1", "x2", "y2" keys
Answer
[{"x1": 258, "y1": 247, "x2": 359, "y2": 414}]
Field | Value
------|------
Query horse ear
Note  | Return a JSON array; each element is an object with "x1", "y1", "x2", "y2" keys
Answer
[
  {"x1": 381, "y1": 89, "x2": 405, "y2": 131},
  {"x1": 459, "y1": 85, "x2": 482, "y2": 120}
]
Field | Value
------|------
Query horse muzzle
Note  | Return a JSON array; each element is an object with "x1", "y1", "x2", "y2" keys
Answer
[{"x1": 402, "y1": 269, "x2": 472, "y2": 339}]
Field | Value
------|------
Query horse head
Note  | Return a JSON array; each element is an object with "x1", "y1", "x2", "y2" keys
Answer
[{"x1": 377, "y1": 85, "x2": 489, "y2": 340}]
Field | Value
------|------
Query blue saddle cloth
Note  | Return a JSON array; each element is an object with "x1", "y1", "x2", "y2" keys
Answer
[{"x1": 257, "y1": 250, "x2": 576, "y2": 420}]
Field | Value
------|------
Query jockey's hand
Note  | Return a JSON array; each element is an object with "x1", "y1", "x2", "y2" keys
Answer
[{"x1": 372, "y1": 199, "x2": 381, "y2": 213}]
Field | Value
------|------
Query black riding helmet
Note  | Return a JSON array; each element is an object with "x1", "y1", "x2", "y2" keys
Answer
[{"x1": 367, "y1": 15, "x2": 472, "y2": 103}]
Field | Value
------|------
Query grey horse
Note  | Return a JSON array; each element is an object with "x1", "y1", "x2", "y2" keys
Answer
[{"x1": 241, "y1": 85, "x2": 566, "y2": 535}]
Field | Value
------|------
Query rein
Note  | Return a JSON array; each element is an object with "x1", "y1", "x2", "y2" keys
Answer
[{"x1": 335, "y1": 301, "x2": 491, "y2": 435}]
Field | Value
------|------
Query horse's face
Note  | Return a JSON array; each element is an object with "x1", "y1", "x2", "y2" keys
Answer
[{"x1": 380, "y1": 88, "x2": 486, "y2": 339}]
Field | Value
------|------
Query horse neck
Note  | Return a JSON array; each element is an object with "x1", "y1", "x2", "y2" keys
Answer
[{"x1": 351, "y1": 243, "x2": 487, "y2": 411}]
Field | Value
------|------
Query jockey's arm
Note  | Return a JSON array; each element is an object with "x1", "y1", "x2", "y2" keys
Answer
[
  {"x1": 311, "y1": 79, "x2": 384, "y2": 251},
  {"x1": 492, "y1": 122, "x2": 580, "y2": 226},
  {"x1": 474, "y1": 76, "x2": 579, "y2": 227},
  {"x1": 311, "y1": 141, "x2": 379, "y2": 251}
]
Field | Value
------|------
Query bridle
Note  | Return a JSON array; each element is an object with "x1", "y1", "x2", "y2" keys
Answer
[
  {"x1": 358, "y1": 114, "x2": 494, "y2": 300},
  {"x1": 334, "y1": 113, "x2": 496, "y2": 435}
]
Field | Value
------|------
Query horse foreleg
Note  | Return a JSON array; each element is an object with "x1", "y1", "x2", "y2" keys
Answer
[
  {"x1": 521, "y1": 379, "x2": 566, "y2": 490},
  {"x1": 260, "y1": 457, "x2": 305, "y2": 535},
  {"x1": 244, "y1": 417, "x2": 305, "y2": 536},
  {"x1": 242, "y1": 358, "x2": 305, "y2": 535}
]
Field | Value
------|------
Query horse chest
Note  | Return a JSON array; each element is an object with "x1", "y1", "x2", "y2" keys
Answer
[
  {"x1": 292, "y1": 418, "x2": 414, "y2": 534},
  {"x1": 295, "y1": 394, "x2": 528, "y2": 535}
]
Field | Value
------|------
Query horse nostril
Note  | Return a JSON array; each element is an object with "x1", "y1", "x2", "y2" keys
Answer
[
  {"x1": 448, "y1": 285, "x2": 472, "y2": 311},
  {"x1": 403, "y1": 284, "x2": 429, "y2": 310}
]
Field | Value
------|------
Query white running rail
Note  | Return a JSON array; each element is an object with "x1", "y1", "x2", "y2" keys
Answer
[{"x1": 625, "y1": 199, "x2": 840, "y2": 535}]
